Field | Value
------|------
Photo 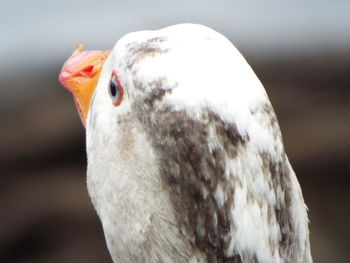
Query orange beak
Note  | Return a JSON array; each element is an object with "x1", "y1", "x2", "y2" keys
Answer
[{"x1": 59, "y1": 44, "x2": 111, "y2": 127}]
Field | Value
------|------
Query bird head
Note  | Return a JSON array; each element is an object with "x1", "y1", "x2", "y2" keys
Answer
[
  {"x1": 59, "y1": 24, "x2": 271, "y2": 162},
  {"x1": 59, "y1": 44, "x2": 111, "y2": 126},
  {"x1": 59, "y1": 24, "x2": 270, "y2": 152},
  {"x1": 57, "y1": 24, "x2": 312, "y2": 263}
]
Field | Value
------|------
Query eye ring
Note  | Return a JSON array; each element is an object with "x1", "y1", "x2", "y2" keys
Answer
[{"x1": 109, "y1": 70, "x2": 124, "y2": 106}]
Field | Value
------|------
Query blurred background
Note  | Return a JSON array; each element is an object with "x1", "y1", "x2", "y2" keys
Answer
[{"x1": 1, "y1": 0, "x2": 349, "y2": 262}]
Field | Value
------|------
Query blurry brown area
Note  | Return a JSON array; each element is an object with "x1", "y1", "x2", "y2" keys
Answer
[{"x1": 1, "y1": 50, "x2": 349, "y2": 263}]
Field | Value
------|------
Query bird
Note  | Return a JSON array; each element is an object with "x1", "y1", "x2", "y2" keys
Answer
[{"x1": 59, "y1": 24, "x2": 312, "y2": 263}]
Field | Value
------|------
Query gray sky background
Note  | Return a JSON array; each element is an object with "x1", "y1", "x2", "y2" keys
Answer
[{"x1": 1, "y1": 0, "x2": 350, "y2": 77}]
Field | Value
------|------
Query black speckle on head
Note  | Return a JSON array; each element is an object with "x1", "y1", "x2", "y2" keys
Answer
[
  {"x1": 144, "y1": 84, "x2": 172, "y2": 107},
  {"x1": 261, "y1": 151, "x2": 295, "y2": 261},
  {"x1": 128, "y1": 66, "x2": 299, "y2": 262},
  {"x1": 135, "y1": 98, "x2": 250, "y2": 262},
  {"x1": 251, "y1": 103, "x2": 281, "y2": 141},
  {"x1": 212, "y1": 113, "x2": 247, "y2": 160},
  {"x1": 132, "y1": 76, "x2": 175, "y2": 107},
  {"x1": 126, "y1": 37, "x2": 170, "y2": 70}
]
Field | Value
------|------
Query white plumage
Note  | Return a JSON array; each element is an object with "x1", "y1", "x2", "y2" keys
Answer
[{"x1": 84, "y1": 24, "x2": 312, "y2": 263}]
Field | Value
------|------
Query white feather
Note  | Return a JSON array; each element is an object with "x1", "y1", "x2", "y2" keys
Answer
[{"x1": 86, "y1": 24, "x2": 312, "y2": 263}]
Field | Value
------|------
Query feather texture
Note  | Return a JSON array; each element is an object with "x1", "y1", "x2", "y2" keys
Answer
[{"x1": 86, "y1": 24, "x2": 312, "y2": 263}]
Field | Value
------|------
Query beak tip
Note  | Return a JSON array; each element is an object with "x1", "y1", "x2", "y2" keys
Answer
[{"x1": 58, "y1": 70, "x2": 69, "y2": 87}]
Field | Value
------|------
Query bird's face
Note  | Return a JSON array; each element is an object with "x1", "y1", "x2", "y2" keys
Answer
[{"x1": 60, "y1": 25, "x2": 268, "y2": 134}]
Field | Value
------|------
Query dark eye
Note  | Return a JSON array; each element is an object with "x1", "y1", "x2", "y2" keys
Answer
[{"x1": 109, "y1": 70, "x2": 124, "y2": 106}]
